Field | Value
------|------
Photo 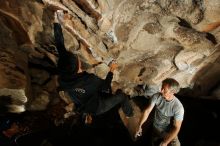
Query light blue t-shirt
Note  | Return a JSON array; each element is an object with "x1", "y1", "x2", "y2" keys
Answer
[{"x1": 150, "y1": 93, "x2": 184, "y2": 132}]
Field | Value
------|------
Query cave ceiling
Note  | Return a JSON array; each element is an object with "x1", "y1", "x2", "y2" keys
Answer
[{"x1": 0, "y1": 0, "x2": 220, "y2": 111}]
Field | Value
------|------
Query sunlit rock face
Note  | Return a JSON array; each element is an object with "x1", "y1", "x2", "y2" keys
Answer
[{"x1": 0, "y1": 0, "x2": 220, "y2": 112}]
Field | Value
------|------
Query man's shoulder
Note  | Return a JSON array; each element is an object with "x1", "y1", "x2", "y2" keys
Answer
[
  {"x1": 173, "y1": 97, "x2": 183, "y2": 105},
  {"x1": 173, "y1": 97, "x2": 184, "y2": 111},
  {"x1": 151, "y1": 92, "x2": 162, "y2": 100},
  {"x1": 149, "y1": 93, "x2": 162, "y2": 104}
]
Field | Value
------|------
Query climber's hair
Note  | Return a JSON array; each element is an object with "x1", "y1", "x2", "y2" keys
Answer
[{"x1": 162, "y1": 78, "x2": 180, "y2": 93}]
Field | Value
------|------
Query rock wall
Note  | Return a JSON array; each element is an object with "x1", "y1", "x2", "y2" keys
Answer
[{"x1": 0, "y1": 0, "x2": 220, "y2": 112}]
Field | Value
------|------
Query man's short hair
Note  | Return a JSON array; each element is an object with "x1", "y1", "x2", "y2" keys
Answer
[{"x1": 162, "y1": 78, "x2": 180, "y2": 93}]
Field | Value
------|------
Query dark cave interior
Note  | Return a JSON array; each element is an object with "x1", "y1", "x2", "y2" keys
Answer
[{"x1": 1, "y1": 95, "x2": 219, "y2": 146}]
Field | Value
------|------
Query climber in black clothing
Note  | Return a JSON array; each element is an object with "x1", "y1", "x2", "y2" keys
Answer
[{"x1": 53, "y1": 10, "x2": 133, "y2": 122}]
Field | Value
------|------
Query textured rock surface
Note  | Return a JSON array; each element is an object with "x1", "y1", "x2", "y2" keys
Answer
[{"x1": 0, "y1": 0, "x2": 220, "y2": 113}]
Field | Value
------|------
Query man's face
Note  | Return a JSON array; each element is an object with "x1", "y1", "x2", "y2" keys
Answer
[{"x1": 161, "y1": 84, "x2": 173, "y2": 100}]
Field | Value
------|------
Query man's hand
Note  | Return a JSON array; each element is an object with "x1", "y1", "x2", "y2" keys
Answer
[
  {"x1": 54, "y1": 10, "x2": 70, "y2": 24},
  {"x1": 109, "y1": 61, "x2": 118, "y2": 72},
  {"x1": 55, "y1": 10, "x2": 64, "y2": 24},
  {"x1": 159, "y1": 141, "x2": 168, "y2": 146},
  {"x1": 85, "y1": 113, "x2": 93, "y2": 125},
  {"x1": 135, "y1": 126, "x2": 142, "y2": 138}
]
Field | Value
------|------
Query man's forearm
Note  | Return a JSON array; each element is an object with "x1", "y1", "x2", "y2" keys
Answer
[
  {"x1": 139, "y1": 110, "x2": 150, "y2": 128},
  {"x1": 101, "y1": 72, "x2": 113, "y2": 93},
  {"x1": 139, "y1": 104, "x2": 154, "y2": 128},
  {"x1": 54, "y1": 23, "x2": 66, "y2": 54},
  {"x1": 163, "y1": 126, "x2": 180, "y2": 144}
]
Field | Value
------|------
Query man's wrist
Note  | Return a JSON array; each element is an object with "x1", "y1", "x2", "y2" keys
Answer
[{"x1": 161, "y1": 140, "x2": 168, "y2": 146}]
